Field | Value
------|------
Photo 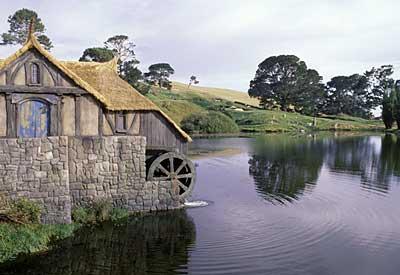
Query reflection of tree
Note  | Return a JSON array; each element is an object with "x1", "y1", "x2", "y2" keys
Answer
[
  {"x1": 249, "y1": 135, "x2": 324, "y2": 204},
  {"x1": 2, "y1": 210, "x2": 196, "y2": 275},
  {"x1": 326, "y1": 134, "x2": 400, "y2": 192}
]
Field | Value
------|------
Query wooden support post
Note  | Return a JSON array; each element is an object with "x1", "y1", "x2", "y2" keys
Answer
[
  {"x1": 5, "y1": 93, "x2": 16, "y2": 138},
  {"x1": 57, "y1": 96, "x2": 63, "y2": 136},
  {"x1": 98, "y1": 105, "x2": 103, "y2": 136},
  {"x1": 75, "y1": 95, "x2": 81, "y2": 136}
]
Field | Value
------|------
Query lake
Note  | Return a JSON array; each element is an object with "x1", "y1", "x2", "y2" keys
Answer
[{"x1": 3, "y1": 133, "x2": 400, "y2": 275}]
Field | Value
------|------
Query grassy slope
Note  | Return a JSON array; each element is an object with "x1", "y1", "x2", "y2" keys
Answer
[
  {"x1": 147, "y1": 82, "x2": 383, "y2": 133},
  {"x1": 172, "y1": 82, "x2": 260, "y2": 107}
]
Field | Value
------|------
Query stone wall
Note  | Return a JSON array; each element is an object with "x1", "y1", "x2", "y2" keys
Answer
[
  {"x1": 68, "y1": 136, "x2": 180, "y2": 211},
  {"x1": 0, "y1": 136, "x2": 181, "y2": 224},
  {"x1": 0, "y1": 137, "x2": 71, "y2": 224}
]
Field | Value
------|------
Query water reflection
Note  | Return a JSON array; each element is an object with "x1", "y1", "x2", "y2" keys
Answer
[
  {"x1": 2, "y1": 210, "x2": 195, "y2": 275},
  {"x1": 249, "y1": 134, "x2": 400, "y2": 203},
  {"x1": 249, "y1": 135, "x2": 324, "y2": 204}
]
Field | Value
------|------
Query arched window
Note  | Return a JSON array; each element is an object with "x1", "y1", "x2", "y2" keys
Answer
[{"x1": 30, "y1": 63, "x2": 40, "y2": 84}]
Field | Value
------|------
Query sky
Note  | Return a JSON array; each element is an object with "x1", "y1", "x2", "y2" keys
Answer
[{"x1": 0, "y1": 0, "x2": 399, "y2": 92}]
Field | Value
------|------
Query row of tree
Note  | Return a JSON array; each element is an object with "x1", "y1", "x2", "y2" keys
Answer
[
  {"x1": 0, "y1": 9, "x2": 189, "y2": 92},
  {"x1": 248, "y1": 55, "x2": 394, "y2": 119}
]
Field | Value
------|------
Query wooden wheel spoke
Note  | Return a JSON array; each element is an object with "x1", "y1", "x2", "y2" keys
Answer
[
  {"x1": 178, "y1": 182, "x2": 189, "y2": 191},
  {"x1": 176, "y1": 160, "x2": 187, "y2": 174},
  {"x1": 177, "y1": 173, "x2": 193, "y2": 179},
  {"x1": 169, "y1": 157, "x2": 174, "y2": 173},
  {"x1": 157, "y1": 164, "x2": 170, "y2": 176}
]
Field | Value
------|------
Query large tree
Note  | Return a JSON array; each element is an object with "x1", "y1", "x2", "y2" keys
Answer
[
  {"x1": 104, "y1": 35, "x2": 138, "y2": 72},
  {"x1": 323, "y1": 74, "x2": 372, "y2": 118},
  {"x1": 1, "y1": 8, "x2": 52, "y2": 50},
  {"x1": 144, "y1": 63, "x2": 175, "y2": 88},
  {"x1": 382, "y1": 88, "x2": 396, "y2": 129},
  {"x1": 79, "y1": 47, "x2": 114, "y2": 62},
  {"x1": 248, "y1": 55, "x2": 324, "y2": 112},
  {"x1": 364, "y1": 65, "x2": 394, "y2": 108},
  {"x1": 120, "y1": 60, "x2": 143, "y2": 87}
]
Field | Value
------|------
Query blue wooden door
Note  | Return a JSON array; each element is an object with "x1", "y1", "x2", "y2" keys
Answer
[{"x1": 19, "y1": 100, "x2": 50, "y2": 138}]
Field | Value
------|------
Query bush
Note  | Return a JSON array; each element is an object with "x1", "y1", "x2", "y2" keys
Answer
[
  {"x1": 110, "y1": 208, "x2": 130, "y2": 222},
  {"x1": 7, "y1": 198, "x2": 42, "y2": 224},
  {"x1": 181, "y1": 111, "x2": 239, "y2": 134},
  {"x1": 72, "y1": 199, "x2": 129, "y2": 225}
]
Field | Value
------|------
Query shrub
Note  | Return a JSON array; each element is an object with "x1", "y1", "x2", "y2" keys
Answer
[
  {"x1": 181, "y1": 111, "x2": 239, "y2": 134},
  {"x1": 110, "y1": 208, "x2": 130, "y2": 222},
  {"x1": 72, "y1": 199, "x2": 129, "y2": 224},
  {"x1": 92, "y1": 198, "x2": 113, "y2": 222},
  {"x1": 7, "y1": 198, "x2": 42, "y2": 224}
]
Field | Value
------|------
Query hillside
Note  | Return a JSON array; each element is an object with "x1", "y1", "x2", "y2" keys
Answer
[
  {"x1": 145, "y1": 83, "x2": 384, "y2": 134},
  {"x1": 171, "y1": 82, "x2": 260, "y2": 107}
]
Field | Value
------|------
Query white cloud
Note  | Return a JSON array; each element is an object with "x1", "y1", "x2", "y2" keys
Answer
[{"x1": 0, "y1": 0, "x2": 399, "y2": 91}]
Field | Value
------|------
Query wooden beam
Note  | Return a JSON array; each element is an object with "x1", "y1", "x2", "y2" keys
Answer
[
  {"x1": 98, "y1": 106, "x2": 103, "y2": 136},
  {"x1": 75, "y1": 95, "x2": 81, "y2": 136},
  {"x1": 0, "y1": 85, "x2": 87, "y2": 95},
  {"x1": 5, "y1": 93, "x2": 16, "y2": 138},
  {"x1": 105, "y1": 112, "x2": 115, "y2": 134},
  {"x1": 57, "y1": 96, "x2": 62, "y2": 136}
]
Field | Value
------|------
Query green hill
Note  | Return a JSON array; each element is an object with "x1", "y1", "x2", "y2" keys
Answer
[{"x1": 145, "y1": 82, "x2": 383, "y2": 134}]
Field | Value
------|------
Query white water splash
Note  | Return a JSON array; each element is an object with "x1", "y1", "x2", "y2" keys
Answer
[{"x1": 184, "y1": 200, "x2": 209, "y2": 208}]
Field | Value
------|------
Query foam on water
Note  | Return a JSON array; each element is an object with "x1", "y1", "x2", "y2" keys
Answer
[{"x1": 184, "y1": 200, "x2": 209, "y2": 208}]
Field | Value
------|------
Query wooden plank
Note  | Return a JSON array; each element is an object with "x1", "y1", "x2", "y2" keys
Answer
[
  {"x1": 0, "y1": 85, "x2": 87, "y2": 95},
  {"x1": 98, "y1": 106, "x2": 103, "y2": 136},
  {"x1": 105, "y1": 112, "x2": 115, "y2": 134},
  {"x1": 5, "y1": 93, "x2": 16, "y2": 138},
  {"x1": 58, "y1": 96, "x2": 62, "y2": 136},
  {"x1": 75, "y1": 95, "x2": 81, "y2": 136},
  {"x1": 50, "y1": 104, "x2": 58, "y2": 136}
]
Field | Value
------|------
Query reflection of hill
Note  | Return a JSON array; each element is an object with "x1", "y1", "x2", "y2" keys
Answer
[
  {"x1": 249, "y1": 135, "x2": 324, "y2": 204},
  {"x1": 2, "y1": 210, "x2": 196, "y2": 275}
]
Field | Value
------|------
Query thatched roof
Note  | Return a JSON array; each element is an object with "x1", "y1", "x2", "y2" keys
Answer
[{"x1": 0, "y1": 32, "x2": 191, "y2": 141}]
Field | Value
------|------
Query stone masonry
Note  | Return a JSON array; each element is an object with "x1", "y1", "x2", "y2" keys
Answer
[{"x1": 0, "y1": 136, "x2": 181, "y2": 224}]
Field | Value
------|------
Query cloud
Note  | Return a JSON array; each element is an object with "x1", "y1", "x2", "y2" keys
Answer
[{"x1": 0, "y1": 0, "x2": 399, "y2": 91}]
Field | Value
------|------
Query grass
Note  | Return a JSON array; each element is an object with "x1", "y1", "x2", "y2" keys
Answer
[
  {"x1": 0, "y1": 223, "x2": 77, "y2": 264},
  {"x1": 171, "y1": 81, "x2": 260, "y2": 107},
  {"x1": 146, "y1": 82, "x2": 384, "y2": 133},
  {"x1": 0, "y1": 198, "x2": 131, "y2": 264}
]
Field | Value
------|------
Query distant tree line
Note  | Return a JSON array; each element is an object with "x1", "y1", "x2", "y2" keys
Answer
[{"x1": 248, "y1": 55, "x2": 395, "y2": 124}]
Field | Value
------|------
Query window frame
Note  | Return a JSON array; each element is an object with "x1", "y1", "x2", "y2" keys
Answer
[
  {"x1": 115, "y1": 111, "x2": 128, "y2": 133},
  {"x1": 26, "y1": 61, "x2": 43, "y2": 86}
]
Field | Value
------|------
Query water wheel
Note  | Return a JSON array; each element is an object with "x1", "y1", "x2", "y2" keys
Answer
[{"x1": 147, "y1": 152, "x2": 196, "y2": 200}]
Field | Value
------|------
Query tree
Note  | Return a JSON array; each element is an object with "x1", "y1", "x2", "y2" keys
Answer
[
  {"x1": 364, "y1": 65, "x2": 394, "y2": 108},
  {"x1": 188, "y1": 75, "x2": 199, "y2": 88},
  {"x1": 248, "y1": 55, "x2": 324, "y2": 112},
  {"x1": 382, "y1": 88, "x2": 396, "y2": 129},
  {"x1": 323, "y1": 74, "x2": 374, "y2": 118},
  {"x1": 1, "y1": 8, "x2": 52, "y2": 50},
  {"x1": 79, "y1": 47, "x2": 114, "y2": 62},
  {"x1": 144, "y1": 63, "x2": 175, "y2": 89},
  {"x1": 120, "y1": 60, "x2": 143, "y2": 86},
  {"x1": 79, "y1": 35, "x2": 142, "y2": 87},
  {"x1": 104, "y1": 35, "x2": 138, "y2": 72},
  {"x1": 393, "y1": 81, "x2": 400, "y2": 129}
]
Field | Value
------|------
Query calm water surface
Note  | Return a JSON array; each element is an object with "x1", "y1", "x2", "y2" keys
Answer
[{"x1": 3, "y1": 134, "x2": 400, "y2": 275}]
